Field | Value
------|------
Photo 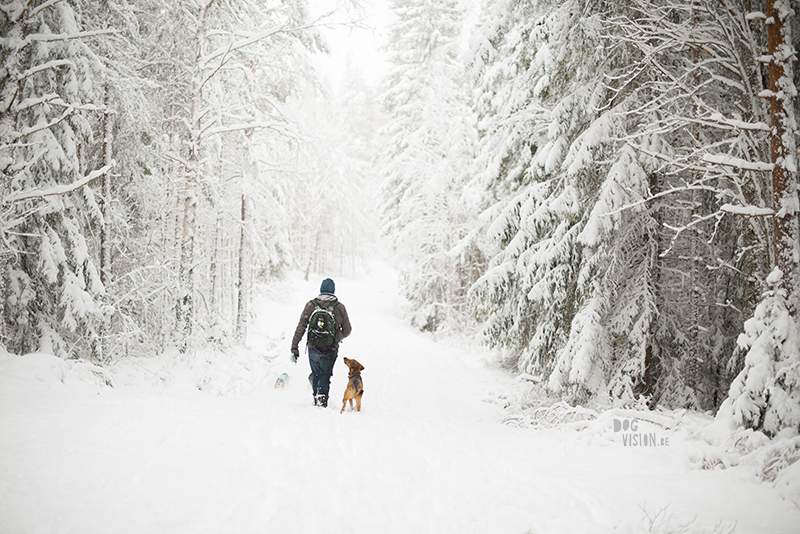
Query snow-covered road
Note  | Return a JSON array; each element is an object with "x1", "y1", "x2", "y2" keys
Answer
[{"x1": 1, "y1": 265, "x2": 798, "y2": 533}]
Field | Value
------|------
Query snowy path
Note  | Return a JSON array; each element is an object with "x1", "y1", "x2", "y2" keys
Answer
[{"x1": 1, "y1": 265, "x2": 799, "y2": 534}]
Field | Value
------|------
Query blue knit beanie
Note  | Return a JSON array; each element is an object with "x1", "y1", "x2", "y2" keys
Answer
[{"x1": 320, "y1": 278, "x2": 335, "y2": 294}]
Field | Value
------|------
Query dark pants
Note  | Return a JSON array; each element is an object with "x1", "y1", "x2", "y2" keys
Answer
[{"x1": 308, "y1": 346, "x2": 337, "y2": 400}]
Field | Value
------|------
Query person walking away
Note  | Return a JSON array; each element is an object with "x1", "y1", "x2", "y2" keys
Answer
[{"x1": 291, "y1": 278, "x2": 352, "y2": 407}]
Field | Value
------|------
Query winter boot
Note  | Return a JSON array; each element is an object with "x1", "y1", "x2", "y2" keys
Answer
[{"x1": 316, "y1": 395, "x2": 328, "y2": 408}]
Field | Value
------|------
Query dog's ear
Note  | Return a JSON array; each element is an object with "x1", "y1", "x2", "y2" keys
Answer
[{"x1": 358, "y1": 362, "x2": 365, "y2": 371}]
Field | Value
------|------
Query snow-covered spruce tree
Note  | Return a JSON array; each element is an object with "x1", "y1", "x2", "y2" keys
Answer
[
  {"x1": 0, "y1": 0, "x2": 112, "y2": 357},
  {"x1": 726, "y1": 268, "x2": 800, "y2": 436},
  {"x1": 722, "y1": 0, "x2": 800, "y2": 436},
  {"x1": 65, "y1": 0, "x2": 175, "y2": 360},
  {"x1": 469, "y1": 0, "x2": 798, "y2": 411},
  {"x1": 61, "y1": 0, "x2": 205, "y2": 359},
  {"x1": 468, "y1": 0, "x2": 661, "y2": 404},
  {"x1": 607, "y1": 0, "x2": 798, "y2": 411},
  {"x1": 379, "y1": 0, "x2": 480, "y2": 331},
  {"x1": 591, "y1": 1, "x2": 746, "y2": 408}
]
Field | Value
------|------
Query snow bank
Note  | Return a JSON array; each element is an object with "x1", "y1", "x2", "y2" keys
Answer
[
  {"x1": 0, "y1": 345, "x2": 285, "y2": 398},
  {"x1": 497, "y1": 379, "x2": 800, "y2": 509},
  {"x1": 0, "y1": 274, "x2": 309, "y2": 398},
  {"x1": 0, "y1": 348, "x2": 113, "y2": 395},
  {"x1": 107, "y1": 348, "x2": 278, "y2": 396}
]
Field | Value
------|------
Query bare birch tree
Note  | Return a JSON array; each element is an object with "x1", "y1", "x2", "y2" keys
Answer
[{"x1": 164, "y1": 0, "x2": 322, "y2": 350}]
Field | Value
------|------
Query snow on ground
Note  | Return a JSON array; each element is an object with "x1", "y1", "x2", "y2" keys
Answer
[{"x1": 1, "y1": 262, "x2": 799, "y2": 534}]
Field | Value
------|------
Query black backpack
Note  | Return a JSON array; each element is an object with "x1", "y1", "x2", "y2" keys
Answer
[{"x1": 307, "y1": 299, "x2": 338, "y2": 348}]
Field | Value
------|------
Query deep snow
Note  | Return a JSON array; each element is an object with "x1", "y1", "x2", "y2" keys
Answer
[{"x1": 1, "y1": 264, "x2": 799, "y2": 534}]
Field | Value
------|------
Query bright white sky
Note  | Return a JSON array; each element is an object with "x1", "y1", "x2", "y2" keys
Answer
[{"x1": 308, "y1": 0, "x2": 393, "y2": 89}]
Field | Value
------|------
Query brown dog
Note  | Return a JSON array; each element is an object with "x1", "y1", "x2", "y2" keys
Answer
[{"x1": 341, "y1": 357, "x2": 364, "y2": 413}]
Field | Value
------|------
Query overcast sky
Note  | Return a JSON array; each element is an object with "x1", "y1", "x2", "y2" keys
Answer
[{"x1": 309, "y1": 0, "x2": 393, "y2": 89}]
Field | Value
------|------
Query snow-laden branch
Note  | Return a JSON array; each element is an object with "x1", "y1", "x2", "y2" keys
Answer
[
  {"x1": 628, "y1": 142, "x2": 773, "y2": 176},
  {"x1": 0, "y1": 0, "x2": 64, "y2": 22},
  {"x1": 0, "y1": 29, "x2": 116, "y2": 50},
  {"x1": 702, "y1": 153, "x2": 774, "y2": 172},
  {"x1": 601, "y1": 144, "x2": 775, "y2": 220},
  {"x1": 14, "y1": 92, "x2": 60, "y2": 112},
  {"x1": 720, "y1": 204, "x2": 774, "y2": 217},
  {"x1": 599, "y1": 182, "x2": 722, "y2": 219},
  {"x1": 19, "y1": 59, "x2": 74, "y2": 80},
  {"x1": 203, "y1": 120, "x2": 296, "y2": 139},
  {"x1": 15, "y1": 93, "x2": 105, "y2": 114},
  {"x1": 706, "y1": 113, "x2": 770, "y2": 132},
  {"x1": 3, "y1": 161, "x2": 116, "y2": 204},
  {"x1": 199, "y1": 25, "x2": 286, "y2": 69},
  {"x1": 661, "y1": 210, "x2": 726, "y2": 257},
  {"x1": 611, "y1": 17, "x2": 766, "y2": 135},
  {"x1": 628, "y1": 142, "x2": 718, "y2": 173},
  {"x1": 163, "y1": 152, "x2": 189, "y2": 167},
  {"x1": 27, "y1": 0, "x2": 66, "y2": 21},
  {"x1": 12, "y1": 106, "x2": 75, "y2": 140}
]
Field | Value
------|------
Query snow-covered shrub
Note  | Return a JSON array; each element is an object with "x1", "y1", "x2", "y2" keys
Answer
[{"x1": 726, "y1": 268, "x2": 800, "y2": 436}]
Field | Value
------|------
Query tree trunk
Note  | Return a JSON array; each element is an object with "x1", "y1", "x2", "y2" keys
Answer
[
  {"x1": 178, "y1": 157, "x2": 197, "y2": 347},
  {"x1": 687, "y1": 9, "x2": 701, "y2": 392},
  {"x1": 177, "y1": 2, "x2": 212, "y2": 349},
  {"x1": 209, "y1": 150, "x2": 224, "y2": 328},
  {"x1": 304, "y1": 231, "x2": 318, "y2": 281},
  {"x1": 766, "y1": 0, "x2": 800, "y2": 311},
  {"x1": 687, "y1": 189, "x2": 700, "y2": 391},
  {"x1": 210, "y1": 210, "x2": 221, "y2": 319},
  {"x1": 645, "y1": 171, "x2": 664, "y2": 402},
  {"x1": 99, "y1": 83, "x2": 113, "y2": 362},
  {"x1": 236, "y1": 194, "x2": 248, "y2": 341}
]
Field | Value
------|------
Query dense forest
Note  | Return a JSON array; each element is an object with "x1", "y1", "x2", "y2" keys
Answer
[
  {"x1": 378, "y1": 0, "x2": 800, "y2": 436},
  {"x1": 1, "y1": 0, "x2": 799, "y2": 436},
  {"x1": 1, "y1": 0, "x2": 380, "y2": 359}
]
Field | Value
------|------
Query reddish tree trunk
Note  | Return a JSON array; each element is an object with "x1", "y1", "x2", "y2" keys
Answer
[{"x1": 766, "y1": 0, "x2": 800, "y2": 311}]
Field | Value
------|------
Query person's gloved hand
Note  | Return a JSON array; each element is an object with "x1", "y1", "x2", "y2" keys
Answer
[{"x1": 290, "y1": 348, "x2": 299, "y2": 363}]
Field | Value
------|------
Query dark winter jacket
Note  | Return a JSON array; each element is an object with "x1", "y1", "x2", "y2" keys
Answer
[{"x1": 291, "y1": 293, "x2": 352, "y2": 353}]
